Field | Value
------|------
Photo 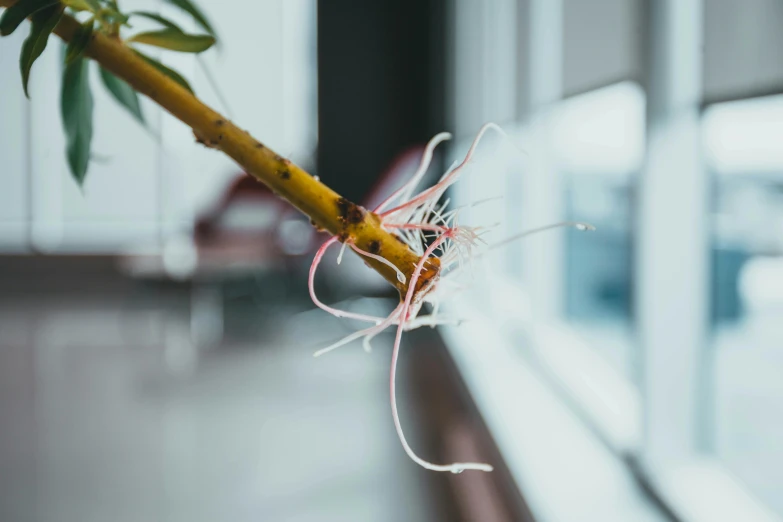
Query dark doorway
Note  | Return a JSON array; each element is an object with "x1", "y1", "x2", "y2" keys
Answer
[{"x1": 317, "y1": 0, "x2": 447, "y2": 202}]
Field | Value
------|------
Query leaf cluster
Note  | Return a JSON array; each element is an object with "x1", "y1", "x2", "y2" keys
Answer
[{"x1": 0, "y1": 0, "x2": 217, "y2": 184}]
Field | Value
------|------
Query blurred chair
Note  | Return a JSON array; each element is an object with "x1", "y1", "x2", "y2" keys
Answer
[
  {"x1": 192, "y1": 175, "x2": 317, "y2": 265},
  {"x1": 120, "y1": 176, "x2": 317, "y2": 281},
  {"x1": 118, "y1": 175, "x2": 317, "y2": 349},
  {"x1": 118, "y1": 143, "x2": 429, "y2": 346}
]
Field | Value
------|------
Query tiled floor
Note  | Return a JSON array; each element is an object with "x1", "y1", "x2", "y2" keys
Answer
[{"x1": 0, "y1": 289, "x2": 439, "y2": 522}]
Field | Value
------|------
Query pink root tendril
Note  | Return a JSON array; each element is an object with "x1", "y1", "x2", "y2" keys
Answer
[{"x1": 308, "y1": 123, "x2": 595, "y2": 473}]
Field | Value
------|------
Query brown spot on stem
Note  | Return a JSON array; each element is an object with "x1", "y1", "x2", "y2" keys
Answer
[
  {"x1": 215, "y1": 119, "x2": 225, "y2": 126},
  {"x1": 413, "y1": 257, "x2": 441, "y2": 295},
  {"x1": 278, "y1": 168, "x2": 291, "y2": 180},
  {"x1": 218, "y1": 134, "x2": 224, "y2": 140},
  {"x1": 336, "y1": 197, "x2": 365, "y2": 226},
  {"x1": 368, "y1": 241, "x2": 381, "y2": 255},
  {"x1": 255, "y1": 142, "x2": 265, "y2": 149},
  {"x1": 194, "y1": 130, "x2": 219, "y2": 148},
  {"x1": 309, "y1": 219, "x2": 324, "y2": 232}
]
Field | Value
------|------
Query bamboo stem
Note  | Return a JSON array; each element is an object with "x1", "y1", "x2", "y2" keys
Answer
[{"x1": 0, "y1": 0, "x2": 439, "y2": 294}]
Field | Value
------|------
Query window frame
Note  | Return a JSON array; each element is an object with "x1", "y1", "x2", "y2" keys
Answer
[{"x1": 445, "y1": 1, "x2": 783, "y2": 521}]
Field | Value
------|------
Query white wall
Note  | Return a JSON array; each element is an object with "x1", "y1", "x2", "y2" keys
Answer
[
  {"x1": 0, "y1": 0, "x2": 316, "y2": 253},
  {"x1": 0, "y1": 27, "x2": 29, "y2": 251}
]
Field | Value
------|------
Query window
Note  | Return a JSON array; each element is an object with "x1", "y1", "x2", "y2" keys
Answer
[
  {"x1": 445, "y1": 0, "x2": 783, "y2": 521},
  {"x1": 704, "y1": 95, "x2": 783, "y2": 517},
  {"x1": 554, "y1": 81, "x2": 644, "y2": 381}
]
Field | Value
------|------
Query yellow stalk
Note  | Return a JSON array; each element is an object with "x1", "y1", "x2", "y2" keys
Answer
[{"x1": 0, "y1": 0, "x2": 440, "y2": 295}]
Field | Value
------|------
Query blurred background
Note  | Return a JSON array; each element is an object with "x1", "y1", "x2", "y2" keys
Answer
[{"x1": 1, "y1": 0, "x2": 782, "y2": 521}]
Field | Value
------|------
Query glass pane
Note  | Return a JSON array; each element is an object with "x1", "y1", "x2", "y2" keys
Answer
[
  {"x1": 553, "y1": 81, "x2": 645, "y2": 381},
  {"x1": 703, "y1": 0, "x2": 783, "y2": 101},
  {"x1": 563, "y1": 0, "x2": 642, "y2": 96},
  {"x1": 704, "y1": 94, "x2": 783, "y2": 517}
]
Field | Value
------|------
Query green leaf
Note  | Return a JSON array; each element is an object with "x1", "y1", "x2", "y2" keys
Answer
[
  {"x1": 0, "y1": 0, "x2": 58, "y2": 36},
  {"x1": 99, "y1": 66, "x2": 144, "y2": 125},
  {"x1": 129, "y1": 11, "x2": 183, "y2": 32},
  {"x1": 61, "y1": 55, "x2": 94, "y2": 185},
  {"x1": 162, "y1": 0, "x2": 216, "y2": 38},
  {"x1": 133, "y1": 49, "x2": 193, "y2": 93},
  {"x1": 19, "y1": 4, "x2": 63, "y2": 98},
  {"x1": 64, "y1": 18, "x2": 93, "y2": 65},
  {"x1": 128, "y1": 28, "x2": 214, "y2": 53}
]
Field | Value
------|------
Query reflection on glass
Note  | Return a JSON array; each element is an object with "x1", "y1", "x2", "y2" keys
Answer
[
  {"x1": 553, "y1": 81, "x2": 645, "y2": 380},
  {"x1": 704, "y1": 95, "x2": 783, "y2": 517}
]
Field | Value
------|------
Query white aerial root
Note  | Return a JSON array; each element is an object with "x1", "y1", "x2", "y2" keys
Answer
[
  {"x1": 349, "y1": 241, "x2": 407, "y2": 284},
  {"x1": 308, "y1": 122, "x2": 595, "y2": 473}
]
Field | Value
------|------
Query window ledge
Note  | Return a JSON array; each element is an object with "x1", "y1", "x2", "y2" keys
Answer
[
  {"x1": 441, "y1": 298, "x2": 667, "y2": 522},
  {"x1": 463, "y1": 279, "x2": 641, "y2": 454},
  {"x1": 647, "y1": 460, "x2": 781, "y2": 522}
]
